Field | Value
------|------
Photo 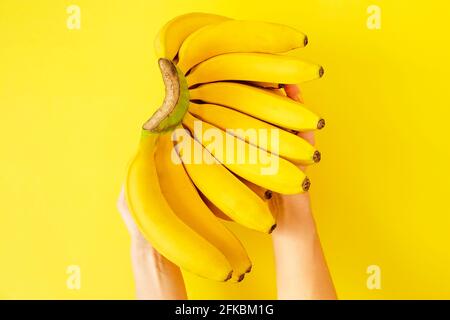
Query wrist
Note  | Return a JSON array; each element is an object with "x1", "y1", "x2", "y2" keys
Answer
[{"x1": 271, "y1": 193, "x2": 317, "y2": 236}]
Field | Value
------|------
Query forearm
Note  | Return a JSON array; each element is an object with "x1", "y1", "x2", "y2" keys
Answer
[
  {"x1": 131, "y1": 240, "x2": 187, "y2": 300},
  {"x1": 271, "y1": 193, "x2": 336, "y2": 300}
]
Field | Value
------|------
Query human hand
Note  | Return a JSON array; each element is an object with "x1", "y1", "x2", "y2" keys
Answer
[
  {"x1": 270, "y1": 84, "x2": 336, "y2": 300},
  {"x1": 117, "y1": 186, "x2": 148, "y2": 246},
  {"x1": 117, "y1": 187, "x2": 187, "y2": 300},
  {"x1": 269, "y1": 84, "x2": 316, "y2": 227}
]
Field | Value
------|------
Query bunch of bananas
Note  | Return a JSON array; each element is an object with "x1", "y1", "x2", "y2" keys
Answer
[{"x1": 125, "y1": 13, "x2": 324, "y2": 282}]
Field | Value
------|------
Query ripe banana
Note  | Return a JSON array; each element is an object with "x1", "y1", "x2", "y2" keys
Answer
[
  {"x1": 189, "y1": 82, "x2": 325, "y2": 131},
  {"x1": 200, "y1": 178, "x2": 271, "y2": 222},
  {"x1": 155, "y1": 132, "x2": 252, "y2": 281},
  {"x1": 173, "y1": 128, "x2": 276, "y2": 233},
  {"x1": 177, "y1": 20, "x2": 308, "y2": 72},
  {"x1": 189, "y1": 102, "x2": 321, "y2": 165},
  {"x1": 124, "y1": 14, "x2": 326, "y2": 282},
  {"x1": 154, "y1": 12, "x2": 229, "y2": 60},
  {"x1": 200, "y1": 192, "x2": 233, "y2": 221},
  {"x1": 125, "y1": 131, "x2": 232, "y2": 281},
  {"x1": 183, "y1": 112, "x2": 310, "y2": 194},
  {"x1": 248, "y1": 81, "x2": 281, "y2": 89},
  {"x1": 187, "y1": 53, "x2": 323, "y2": 87},
  {"x1": 240, "y1": 178, "x2": 273, "y2": 201}
]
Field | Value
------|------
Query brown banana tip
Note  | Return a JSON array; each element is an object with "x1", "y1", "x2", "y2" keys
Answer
[
  {"x1": 237, "y1": 274, "x2": 245, "y2": 282},
  {"x1": 269, "y1": 224, "x2": 277, "y2": 234},
  {"x1": 245, "y1": 265, "x2": 252, "y2": 273},
  {"x1": 302, "y1": 177, "x2": 311, "y2": 192},
  {"x1": 264, "y1": 190, "x2": 273, "y2": 200},
  {"x1": 224, "y1": 270, "x2": 233, "y2": 281},
  {"x1": 319, "y1": 66, "x2": 325, "y2": 78},
  {"x1": 304, "y1": 35, "x2": 309, "y2": 47},
  {"x1": 317, "y1": 118, "x2": 325, "y2": 130},
  {"x1": 313, "y1": 150, "x2": 321, "y2": 163}
]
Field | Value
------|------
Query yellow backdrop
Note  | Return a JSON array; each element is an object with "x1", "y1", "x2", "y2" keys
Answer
[{"x1": 1, "y1": 0, "x2": 449, "y2": 299}]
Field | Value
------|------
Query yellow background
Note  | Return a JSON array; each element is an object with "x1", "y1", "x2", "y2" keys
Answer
[{"x1": 1, "y1": 0, "x2": 449, "y2": 299}]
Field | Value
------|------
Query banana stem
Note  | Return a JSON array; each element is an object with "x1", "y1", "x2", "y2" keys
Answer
[{"x1": 143, "y1": 59, "x2": 190, "y2": 133}]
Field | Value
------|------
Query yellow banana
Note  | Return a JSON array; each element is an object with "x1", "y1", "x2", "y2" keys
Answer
[
  {"x1": 189, "y1": 82, "x2": 325, "y2": 131},
  {"x1": 183, "y1": 112, "x2": 309, "y2": 194},
  {"x1": 173, "y1": 128, "x2": 276, "y2": 233},
  {"x1": 177, "y1": 20, "x2": 308, "y2": 72},
  {"x1": 155, "y1": 132, "x2": 252, "y2": 281},
  {"x1": 125, "y1": 131, "x2": 232, "y2": 281},
  {"x1": 187, "y1": 53, "x2": 323, "y2": 87},
  {"x1": 248, "y1": 81, "x2": 281, "y2": 89},
  {"x1": 154, "y1": 12, "x2": 229, "y2": 60},
  {"x1": 200, "y1": 178, "x2": 271, "y2": 223},
  {"x1": 188, "y1": 103, "x2": 320, "y2": 165},
  {"x1": 239, "y1": 177, "x2": 273, "y2": 200},
  {"x1": 200, "y1": 192, "x2": 233, "y2": 222}
]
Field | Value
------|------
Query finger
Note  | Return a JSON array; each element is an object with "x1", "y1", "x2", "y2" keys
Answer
[
  {"x1": 117, "y1": 186, "x2": 128, "y2": 214},
  {"x1": 297, "y1": 131, "x2": 315, "y2": 146},
  {"x1": 118, "y1": 185, "x2": 143, "y2": 238},
  {"x1": 283, "y1": 84, "x2": 315, "y2": 145},
  {"x1": 284, "y1": 84, "x2": 304, "y2": 103}
]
